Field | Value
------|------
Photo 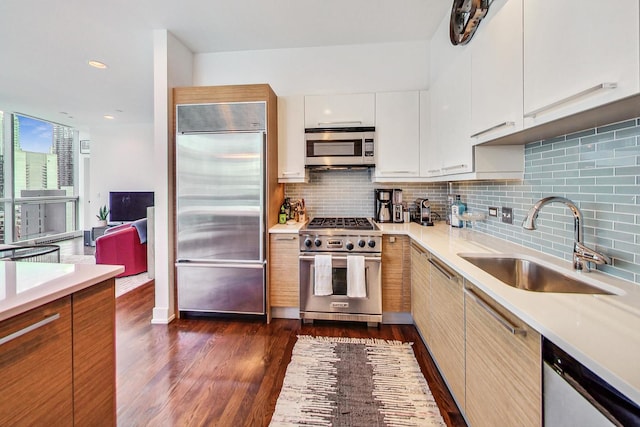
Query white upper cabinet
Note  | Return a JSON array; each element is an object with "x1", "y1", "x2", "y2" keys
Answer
[
  {"x1": 419, "y1": 90, "x2": 440, "y2": 177},
  {"x1": 430, "y1": 47, "x2": 474, "y2": 176},
  {"x1": 429, "y1": 9, "x2": 474, "y2": 176},
  {"x1": 304, "y1": 93, "x2": 375, "y2": 128},
  {"x1": 470, "y1": 0, "x2": 524, "y2": 144},
  {"x1": 277, "y1": 95, "x2": 307, "y2": 183},
  {"x1": 523, "y1": 0, "x2": 640, "y2": 127},
  {"x1": 374, "y1": 91, "x2": 420, "y2": 180}
]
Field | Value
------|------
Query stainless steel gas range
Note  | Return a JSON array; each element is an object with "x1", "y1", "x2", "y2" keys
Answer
[{"x1": 298, "y1": 217, "x2": 382, "y2": 326}]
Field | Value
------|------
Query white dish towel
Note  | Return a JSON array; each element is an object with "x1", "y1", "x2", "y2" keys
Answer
[
  {"x1": 347, "y1": 255, "x2": 367, "y2": 298},
  {"x1": 314, "y1": 254, "x2": 333, "y2": 296}
]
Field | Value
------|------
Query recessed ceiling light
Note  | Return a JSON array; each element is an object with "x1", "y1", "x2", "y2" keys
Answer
[
  {"x1": 104, "y1": 114, "x2": 115, "y2": 120},
  {"x1": 88, "y1": 60, "x2": 108, "y2": 69}
]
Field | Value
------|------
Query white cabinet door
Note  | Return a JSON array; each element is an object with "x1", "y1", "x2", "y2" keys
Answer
[
  {"x1": 419, "y1": 90, "x2": 440, "y2": 177},
  {"x1": 277, "y1": 96, "x2": 307, "y2": 183},
  {"x1": 471, "y1": 0, "x2": 523, "y2": 144},
  {"x1": 523, "y1": 0, "x2": 640, "y2": 127},
  {"x1": 304, "y1": 93, "x2": 375, "y2": 128},
  {"x1": 374, "y1": 91, "x2": 420, "y2": 180},
  {"x1": 430, "y1": 48, "x2": 474, "y2": 176}
]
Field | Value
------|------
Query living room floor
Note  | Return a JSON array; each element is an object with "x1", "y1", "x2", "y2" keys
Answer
[{"x1": 57, "y1": 237, "x2": 95, "y2": 257}]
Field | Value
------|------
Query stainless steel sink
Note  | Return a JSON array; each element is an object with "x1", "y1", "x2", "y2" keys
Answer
[{"x1": 458, "y1": 253, "x2": 616, "y2": 295}]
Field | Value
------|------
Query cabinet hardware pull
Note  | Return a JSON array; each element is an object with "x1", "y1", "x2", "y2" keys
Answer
[
  {"x1": 317, "y1": 121, "x2": 363, "y2": 126},
  {"x1": 410, "y1": 242, "x2": 429, "y2": 255},
  {"x1": 0, "y1": 313, "x2": 61, "y2": 346},
  {"x1": 441, "y1": 164, "x2": 468, "y2": 171},
  {"x1": 464, "y1": 288, "x2": 527, "y2": 336},
  {"x1": 470, "y1": 121, "x2": 516, "y2": 138},
  {"x1": 275, "y1": 236, "x2": 297, "y2": 241},
  {"x1": 378, "y1": 170, "x2": 418, "y2": 175},
  {"x1": 524, "y1": 82, "x2": 617, "y2": 118},
  {"x1": 428, "y1": 258, "x2": 458, "y2": 281},
  {"x1": 281, "y1": 171, "x2": 302, "y2": 176}
]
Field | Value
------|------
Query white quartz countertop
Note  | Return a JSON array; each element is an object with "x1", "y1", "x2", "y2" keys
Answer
[
  {"x1": 0, "y1": 261, "x2": 124, "y2": 322},
  {"x1": 376, "y1": 221, "x2": 640, "y2": 405},
  {"x1": 269, "y1": 221, "x2": 306, "y2": 233}
]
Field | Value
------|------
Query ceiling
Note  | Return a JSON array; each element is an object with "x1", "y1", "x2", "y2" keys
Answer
[{"x1": 0, "y1": 0, "x2": 450, "y2": 131}]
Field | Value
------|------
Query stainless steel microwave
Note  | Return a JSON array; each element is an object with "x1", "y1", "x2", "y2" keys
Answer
[{"x1": 304, "y1": 126, "x2": 375, "y2": 167}]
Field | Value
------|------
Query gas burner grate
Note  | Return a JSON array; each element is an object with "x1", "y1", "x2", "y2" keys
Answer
[{"x1": 306, "y1": 217, "x2": 374, "y2": 230}]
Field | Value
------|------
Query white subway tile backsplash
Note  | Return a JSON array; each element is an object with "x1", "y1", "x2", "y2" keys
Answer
[{"x1": 285, "y1": 117, "x2": 640, "y2": 285}]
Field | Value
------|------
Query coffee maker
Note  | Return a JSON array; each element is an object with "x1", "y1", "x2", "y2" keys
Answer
[
  {"x1": 392, "y1": 189, "x2": 404, "y2": 223},
  {"x1": 415, "y1": 198, "x2": 434, "y2": 226},
  {"x1": 374, "y1": 189, "x2": 393, "y2": 223}
]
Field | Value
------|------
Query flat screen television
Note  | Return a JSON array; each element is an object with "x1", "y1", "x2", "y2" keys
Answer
[{"x1": 109, "y1": 191, "x2": 154, "y2": 223}]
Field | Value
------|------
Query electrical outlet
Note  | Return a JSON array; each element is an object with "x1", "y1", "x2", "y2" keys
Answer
[
  {"x1": 501, "y1": 207, "x2": 513, "y2": 224},
  {"x1": 488, "y1": 207, "x2": 498, "y2": 217}
]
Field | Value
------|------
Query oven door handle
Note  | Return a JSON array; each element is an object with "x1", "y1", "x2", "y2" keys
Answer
[{"x1": 299, "y1": 255, "x2": 381, "y2": 262}]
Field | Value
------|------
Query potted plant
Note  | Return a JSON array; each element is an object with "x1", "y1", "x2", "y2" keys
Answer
[{"x1": 96, "y1": 205, "x2": 109, "y2": 226}]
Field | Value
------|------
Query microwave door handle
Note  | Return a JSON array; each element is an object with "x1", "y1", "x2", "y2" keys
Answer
[{"x1": 317, "y1": 121, "x2": 363, "y2": 126}]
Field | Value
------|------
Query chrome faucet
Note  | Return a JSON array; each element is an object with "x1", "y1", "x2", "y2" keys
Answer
[{"x1": 522, "y1": 196, "x2": 611, "y2": 271}]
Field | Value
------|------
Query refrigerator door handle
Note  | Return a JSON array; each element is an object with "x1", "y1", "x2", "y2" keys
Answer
[
  {"x1": 260, "y1": 131, "x2": 266, "y2": 262},
  {"x1": 176, "y1": 260, "x2": 266, "y2": 268}
]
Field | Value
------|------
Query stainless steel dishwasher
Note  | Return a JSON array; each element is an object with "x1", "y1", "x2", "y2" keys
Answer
[{"x1": 543, "y1": 338, "x2": 640, "y2": 426}]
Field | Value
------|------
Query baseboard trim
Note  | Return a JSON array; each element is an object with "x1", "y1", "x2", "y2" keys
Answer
[
  {"x1": 151, "y1": 307, "x2": 175, "y2": 324},
  {"x1": 382, "y1": 312, "x2": 413, "y2": 324},
  {"x1": 271, "y1": 307, "x2": 300, "y2": 319}
]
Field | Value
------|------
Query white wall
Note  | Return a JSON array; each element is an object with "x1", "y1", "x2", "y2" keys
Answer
[
  {"x1": 78, "y1": 130, "x2": 91, "y2": 231},
  {"x1": 89, "y1": 122, "x2": 155, "y2": 221},
  {"x1": 193, "y1": 41, "x2": 430, "y2": 94},
  {"x1": 152, "y1": 29, "x2": 194, "y2": 324}
]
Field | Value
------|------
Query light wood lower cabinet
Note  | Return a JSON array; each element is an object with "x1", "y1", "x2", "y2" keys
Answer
[
  {"x1": 464, "y1": 283, "x2": 542, "y2": 427},
  {"x1": 429, "y1": 255, "x2": 465, "y2": 411},
  {"x1": 410, "y1": 243, "x2": 431, "y2": 341},
  {"x1": 382, "y1": 235, "x2": 411, "y2": 312},
  {"x1": 0, "y1": 279, "x2": 116, "y2": 426},
  {"x1": 269, "y1": 233, "x2": 300, "y2": 308}
]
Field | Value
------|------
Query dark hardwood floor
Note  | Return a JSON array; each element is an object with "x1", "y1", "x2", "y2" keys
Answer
[{"x1": 116, "y1": 283, "x2": 466, "y2": 427}]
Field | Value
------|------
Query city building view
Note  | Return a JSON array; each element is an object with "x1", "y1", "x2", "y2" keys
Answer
[{"x1": 0, "y1": 112, "x2": 78, "y2": 244}]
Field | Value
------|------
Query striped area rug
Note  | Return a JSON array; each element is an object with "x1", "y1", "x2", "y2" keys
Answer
[{"x1": 270, "y1": 335, "x2": 446, "y2": 427}]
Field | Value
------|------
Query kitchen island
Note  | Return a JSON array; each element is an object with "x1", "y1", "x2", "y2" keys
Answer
[
  {"x1": 377, "y1": 221, "x2": 640, "y2": 409},
  {"x1": 0, "y1": 261, "x2": 124, "y2": 426}
]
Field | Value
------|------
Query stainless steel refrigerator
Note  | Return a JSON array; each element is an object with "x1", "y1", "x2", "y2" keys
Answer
[{"x1": 175, "y1": 102, "x2": 267, "y2": 316}]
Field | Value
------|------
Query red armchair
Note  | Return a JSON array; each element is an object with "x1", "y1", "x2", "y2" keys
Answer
[{"x1": 95, "y1": 220, "x2": 147, "y2": 277}]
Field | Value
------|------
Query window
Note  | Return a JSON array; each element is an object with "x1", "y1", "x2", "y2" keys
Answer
[{"x1": 0, "y1": 113, "x2": 79, "y2": 243}]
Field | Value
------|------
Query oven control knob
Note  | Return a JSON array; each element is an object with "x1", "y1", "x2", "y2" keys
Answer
[
  {"x1": 304, "y1": 238, "x2": 312, "y2": 248},
  {"x1": 346, "y1": 241, "x2": 354, "y2": 251},
  {"x1": 368, "y1": 240, "x2": 376, "y2": 248},
  {"x1": 358, "y1": 239, "x2": 366, "y2": 248},
  {"x1": 314, "y1": 238, "x2": 322, "y2": 247}
]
